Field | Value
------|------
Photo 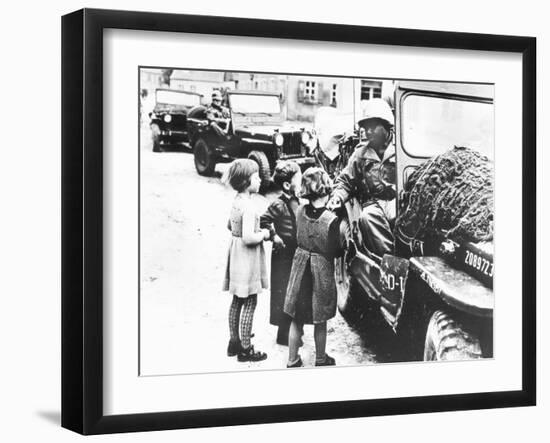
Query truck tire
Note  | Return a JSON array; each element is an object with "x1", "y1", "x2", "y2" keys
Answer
[
  {"x1": 335, "y1": 218, "x2": 362, "y2": 322},
  {"x1": 194, "y1": 138, "x2": 216, "y2": 176},
  {"x1": 335, "y1": 256, "x2": 355, "y2": 314},
  {"x1": 424, "y1": 310, "x2": 483, "y2": 361},
  {"x1": 151, "y1": 123, "x2": 161, "y2": 152},
  {"x1": 247, "y1": 150, "x2": 271, "y2": 185}
]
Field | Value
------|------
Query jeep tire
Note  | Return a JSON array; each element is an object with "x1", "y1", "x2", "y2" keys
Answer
[
  {"x1": 335, "y1": 255, "x2": 356, "y2": 315},
  {"x1": 151, "y1": 123, "x2": 161, "y2": 152},
  {"x1": 247, "y1": 150, "x2": 271, "y2": 185},
  {"x1": 424, "y1": 310, "x2": 483, "y2": 361},
  {"x1": 194, "y1": 138, "x2": 216, "y2": 176}
]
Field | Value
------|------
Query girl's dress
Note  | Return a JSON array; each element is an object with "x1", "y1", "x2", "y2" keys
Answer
[
  {"x1": 260, "y1": 193, "x2": 299, "y2": 327},
  {"x1": 223, "y1": 194, "x2": 268, "y2": 297},
  {"x1": 284, "y1": 204, "x2": 341, "y2": 324}
]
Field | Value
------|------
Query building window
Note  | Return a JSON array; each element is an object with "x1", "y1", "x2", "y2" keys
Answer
[
  {"x1": 361, "y1": 80, "x2": 382, "y2": 101},
  {"x1": 305, "y1": 81, "x2": 317, "y2": 101},
  {"x1": 331, "y1": 84, "x2": 337, "y2": 106}
]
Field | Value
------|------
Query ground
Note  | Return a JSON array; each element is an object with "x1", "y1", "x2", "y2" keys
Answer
[{"x1": 139, "y1": 129, "x2": 386, "y2": 376}]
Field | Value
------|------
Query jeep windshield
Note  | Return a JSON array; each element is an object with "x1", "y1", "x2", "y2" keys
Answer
[
  {"x1": 229, "y1": 94, "x2": 281, "y2": 115},
  {"x1": 156, "y1": 90, "x2": 201, "y2": 107},
  {"x1": 402, "y1": 94, "x2": 494, "y2": 160}
]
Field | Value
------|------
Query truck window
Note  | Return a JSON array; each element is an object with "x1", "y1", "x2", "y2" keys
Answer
[
  {"x1": 229, "y1": 94, "x2": 281, "y2": 114},
  {"x1": 402, "y1": 94, "x2": 494, "y2": 160},
  {"x1": 156, "y1": 90, "x2": 201, "y2": 107}
]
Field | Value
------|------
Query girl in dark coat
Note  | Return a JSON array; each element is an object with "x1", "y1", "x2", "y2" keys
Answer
[
  {"x1": 284, "y1": 167, "x2": 342, "y2": 368},
  {"x1": 260, "y1": 161, "x2": 302, "y2": 345}
]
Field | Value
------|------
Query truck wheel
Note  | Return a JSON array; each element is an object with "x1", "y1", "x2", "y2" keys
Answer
[
  {"x1": 151, "y1": 123, "x2": 161, "y2": 152},
  {"x1": 335, "y1": 256, "x2": 364, "y2": 323},
  {"x1": 335, "y1": 256, "x2": 354, "y2": 313},
  {"x1": 335, "y1": 219, "x2": 361, "y2": 321},
  {"x1": 194, "y1": 138, "x2": 216, "y2": 176},
  {"x1": 247, "y1": 150, "x2": 271, "y2": 185},
  {"x1": 424, "y1": 310, "x2": 483, "y2": 361}
]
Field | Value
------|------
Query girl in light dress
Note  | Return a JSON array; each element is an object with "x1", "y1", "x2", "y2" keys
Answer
[{"x1": 222, "y1": 159, "x2": 270, "y2": 362}]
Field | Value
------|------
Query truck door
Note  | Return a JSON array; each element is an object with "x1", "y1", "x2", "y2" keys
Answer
[{"x1": 394, "y1": 82, "x2": 494, "y2": 210}]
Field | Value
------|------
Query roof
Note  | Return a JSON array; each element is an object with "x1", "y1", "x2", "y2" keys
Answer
[
  {"x1": 155, "y1": 88, "x2": 201, "y2": 96},
  {"x1": 227, "y1": 90, "x2": 280, "y2": 96},
  {"x1": 170, "y1": 70, "x2": 225, "y2": 83}
]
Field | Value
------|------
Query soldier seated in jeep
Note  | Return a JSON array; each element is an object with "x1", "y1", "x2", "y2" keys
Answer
[
  {"x1": 327, "y1": 98, "x2": 397, "y2": 257},
  {"x1": 206, "y1": 90, "x2": 230, "y2": 137},
  {"x1": 188, "y1": 89, "x2": 317, "y2": 186}
]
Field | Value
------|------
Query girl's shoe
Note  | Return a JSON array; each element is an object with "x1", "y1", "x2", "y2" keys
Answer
[
  {"x1": 227, "y1": 339, "x2": 242, "y2": 357},
  {"x1": 315, "y1": 354, "x2": 336, "y2": 366},
  {"x1": 237, "y1": 345, "x2": 267, "y2": 362},
  {"x1": 286, "y1": 356, "x2": 303, "y2": 368}
]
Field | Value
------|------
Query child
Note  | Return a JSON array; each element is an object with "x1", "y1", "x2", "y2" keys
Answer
[
  {"x1": 260, "y1": 161, "x2": 302, "y2": 346},
  {"x1": 222, "y1": 159, "x2": 270, "y2": 362},
  {"x1": 284, "y1": 167, "x2": 342, "y2": 367}
]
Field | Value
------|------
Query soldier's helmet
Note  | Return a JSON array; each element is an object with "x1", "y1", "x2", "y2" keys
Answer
[
  {"x1": 357, "y1": 98, "x2": 394, "y2": 129},
  {"x1": 211, "y1": 90, "x2": 223, "y2": 101}
]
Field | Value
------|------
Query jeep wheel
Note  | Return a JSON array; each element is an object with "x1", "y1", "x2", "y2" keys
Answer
[
  {"x1": 194, "y1": 138, "x2": 216, "y2": 176},
  {"x1": 247, "y1": 151, "x2": 271, "y2": 185},
  {"x1": 335, "y1": 255, "x2": 354, "y2": 313},
  {"x1": 151, "y1": 123, "x2": 161, "y2": 152},
  {"x1": 335, "y1": 249, "x2": 364, "y2": 323},
  {"x1": 335, "y1": 219, "x2": 358, "y2": 315},
  {"x1": 424, "y1": 310, "x2": 483, "y2": 361}
]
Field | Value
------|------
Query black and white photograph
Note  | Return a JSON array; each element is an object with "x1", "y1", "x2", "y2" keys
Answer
[{"x1": 138, "y1": 68, "x2": 494, "y2": 376}]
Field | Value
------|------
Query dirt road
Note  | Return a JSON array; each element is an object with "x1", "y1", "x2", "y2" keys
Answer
[{"x1": 139, "y1": 136, "x2": 380, "y2": 376}]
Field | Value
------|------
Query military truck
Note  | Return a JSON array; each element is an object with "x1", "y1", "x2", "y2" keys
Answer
[
  {"x1": 335, "y1": 81, "x2": 494, "y2": 361},
  {"x1": 186, "y1": 90, "x2": 317, "y2": 184},
  {"x1": 149, "y1": 88, "x2": 202, "y2": 152}
]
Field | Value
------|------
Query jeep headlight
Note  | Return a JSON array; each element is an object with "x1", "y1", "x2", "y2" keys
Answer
[
  {"x1": 164, "y1": 114, "x2": 172, "y2": 123},
  {"x1": 274, "y1": 133, "x2": 284, "y2": 147},
  {"x1": 301, "y1": 131, "x2": 311, "y2": 145}
]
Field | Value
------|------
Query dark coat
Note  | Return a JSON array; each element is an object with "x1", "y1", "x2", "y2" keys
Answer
[
  {"x1": 284, "y1": 204, "x2": 341, "y2": 324},
  {"x1": 260, "y1": 193, "x2": 299, "y2": 326}
]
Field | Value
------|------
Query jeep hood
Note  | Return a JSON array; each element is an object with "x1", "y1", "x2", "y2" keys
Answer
[
  {"x1": 234, "y1": 124, "x2": 303, "y2": 136},
  {"x1": 153, "y1": 104, "x2": 192, "y2": 114}
]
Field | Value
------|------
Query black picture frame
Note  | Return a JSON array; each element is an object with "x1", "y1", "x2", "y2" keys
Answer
[{"x1": 62, "y1": 8, "x2": 536, "y2": 435}]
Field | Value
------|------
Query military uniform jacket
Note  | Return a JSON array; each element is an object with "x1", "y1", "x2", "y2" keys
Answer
[
  {"x1": 332, "y1": 142, "x2": 396, "y2": 206},
  {"x1": 206, "y1": 104, "x2": 230, "y2": 120},
  {"x1": 284, "y1": 204, "x2": 340, "y2": 324}
]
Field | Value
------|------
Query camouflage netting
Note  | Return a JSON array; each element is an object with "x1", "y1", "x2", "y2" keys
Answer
[{"x1": 396, "y1": 146, "x2": 494, "y2": 244}]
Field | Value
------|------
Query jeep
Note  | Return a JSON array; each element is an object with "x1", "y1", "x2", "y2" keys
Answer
[
  {"x1": 149, "y1": 88, "x2": 202, "y2": 152},
  {"x1": 187, "y1": 90, "x2": 317, "y2": 184},
  {"x1": 334, "y1": 81, "x2": 494, "y2": 361}
]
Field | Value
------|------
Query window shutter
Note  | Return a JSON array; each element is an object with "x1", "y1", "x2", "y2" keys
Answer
[
  {"x1": 297, "y1": 80, "x2": 305, "y2": 102},
  {"x1": 317, "y1": 81, "x2": 324, "y2": 104}
]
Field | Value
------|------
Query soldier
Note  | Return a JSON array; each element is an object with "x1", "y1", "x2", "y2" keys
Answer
[
  {"x1": 327, "y1": 98, "x2": 396, "y2": 256},
  {"x1": 206, "y1": 90, "x2": 231, "y2": 137}
]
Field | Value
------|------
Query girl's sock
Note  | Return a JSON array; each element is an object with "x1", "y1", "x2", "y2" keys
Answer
[
  {"x1": 288, "y1": 320, "x2": 303, "y2": 362},
  {"x1": 314, "y1": 322, "x2": 327, "y2": 362},
  {"x1": 240, "y1": 294, "x2": 258, "y2": 349},
  {"x1": 228, "y1": 295, "x2": 244, "y2": 342}
]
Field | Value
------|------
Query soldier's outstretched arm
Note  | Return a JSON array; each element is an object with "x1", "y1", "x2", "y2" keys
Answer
[{"x1": 331, "y1": 151, "x2": 359, "y2": 204}]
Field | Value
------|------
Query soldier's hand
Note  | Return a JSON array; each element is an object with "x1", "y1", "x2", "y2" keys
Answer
[{"x1": 327, "y1": 196, "x2": 342, "y2": 211}]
